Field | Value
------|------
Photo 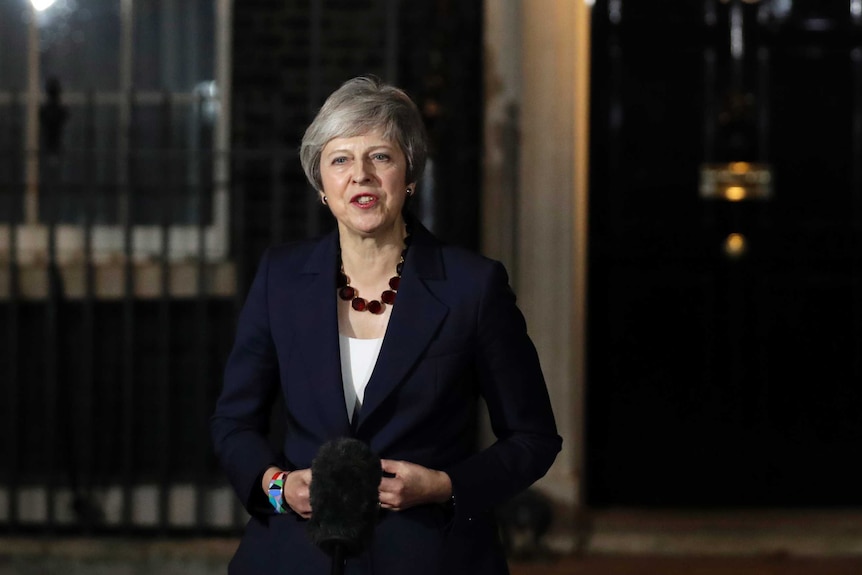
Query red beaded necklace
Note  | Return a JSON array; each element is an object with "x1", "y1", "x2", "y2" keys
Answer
[{"x1": 337, "y1": 233, "x2": 410, "y2": 315}]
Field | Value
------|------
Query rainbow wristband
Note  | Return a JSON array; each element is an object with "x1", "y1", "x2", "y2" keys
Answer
[{"x1": 267, "y1": 471, "x2": 289, "y2": 514}]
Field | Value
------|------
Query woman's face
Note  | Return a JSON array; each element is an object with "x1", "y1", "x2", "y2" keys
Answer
[{"x1": 319, "y1": 129, "x2": 410, "y2": 240}]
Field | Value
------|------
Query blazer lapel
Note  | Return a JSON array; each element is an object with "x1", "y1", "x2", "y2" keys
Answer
[
  {"x1": 355, "y1": 222, "x2": 448, "y2": 429},
  {"x1": 289, "y1": 230, "x2": 353, "y2": 437}
]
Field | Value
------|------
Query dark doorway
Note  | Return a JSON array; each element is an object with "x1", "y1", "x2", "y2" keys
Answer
[{"x1": 586, "y1": 0, "x2": 862, "y2": 507}]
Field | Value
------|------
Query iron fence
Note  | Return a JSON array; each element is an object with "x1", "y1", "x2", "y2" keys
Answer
[{"x1": 0, "y1": 145, "x2": 317, "y2": 536}]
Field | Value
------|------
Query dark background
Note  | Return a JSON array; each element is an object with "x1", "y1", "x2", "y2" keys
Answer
[{"x1": 586, "y1": 0, "x2": 862, "y2": 507}]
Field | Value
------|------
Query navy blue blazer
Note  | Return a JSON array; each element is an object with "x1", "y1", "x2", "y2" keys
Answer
[{"x1": 211, "y1": 220, "x2": 561, "y2": 575}]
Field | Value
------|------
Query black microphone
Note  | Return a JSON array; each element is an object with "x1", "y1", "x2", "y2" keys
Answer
[{"x1": 308, "y1": 437, "x2": 382, "y2": 575}]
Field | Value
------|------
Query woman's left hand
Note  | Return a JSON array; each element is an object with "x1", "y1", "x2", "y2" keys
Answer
[{"x1": 378, "y1": 459, "x2": 452, "y2": 511}]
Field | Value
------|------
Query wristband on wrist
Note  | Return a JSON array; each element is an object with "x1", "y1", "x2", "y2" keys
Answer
[{"x1": 267, "y1": 471, "x2": 289, "y2": 514}]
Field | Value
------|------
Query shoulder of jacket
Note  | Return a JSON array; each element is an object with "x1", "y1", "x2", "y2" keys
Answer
[
  {"x1": 437, "y1": 243, "x2": 502, "y2": 275},
  {"x1": 267, "y1": 238, "x2": 319, "y2": 260}
]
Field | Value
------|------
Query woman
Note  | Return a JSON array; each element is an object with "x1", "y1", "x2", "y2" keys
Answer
[{"x1": 211, "y1": 76, "x2": 561, "y2": 575}]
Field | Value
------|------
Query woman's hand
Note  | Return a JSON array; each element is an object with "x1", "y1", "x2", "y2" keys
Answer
[
  {"x1": 262, "y1": 467, "x2": 313, "y2": 519},
  {"x1": 378, "y1": 459, "x2": 452, "y2": 511},
  {"x1": 283, "y1": 468, "x2": 313, "y2": 518}
]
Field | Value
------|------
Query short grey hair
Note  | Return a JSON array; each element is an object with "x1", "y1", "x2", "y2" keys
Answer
[{"x1": 300, "y1": 76, "x2": 428, "y2": 192}]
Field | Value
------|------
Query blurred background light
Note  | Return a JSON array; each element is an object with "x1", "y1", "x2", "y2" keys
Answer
[
  {"x1": 31, "y1": 0, "x2": 57, "y2": 11},
  {"x1": 723, "y1": 233, "x2": 748, "y2": 259}
]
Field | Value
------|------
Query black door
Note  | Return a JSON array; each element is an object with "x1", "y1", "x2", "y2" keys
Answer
[{"x1": 587, "y1": 0, "x2": 862, "y2": 507}]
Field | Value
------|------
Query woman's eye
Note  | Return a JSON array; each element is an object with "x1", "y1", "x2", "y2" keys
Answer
[
  {"x1": 372, "y1": 153, "x2": 390, "y2": 161},
  {"x1": 332, "y1": 157, "x2": 348, "y2": 165}
]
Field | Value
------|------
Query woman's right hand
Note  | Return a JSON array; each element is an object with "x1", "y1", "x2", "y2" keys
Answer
[
  {"x1": 263, "y1": 467, "x2": 313, "y2": 519},
  {"x1": 283, "y1": 468, "x2": 313, "y2": 518}
]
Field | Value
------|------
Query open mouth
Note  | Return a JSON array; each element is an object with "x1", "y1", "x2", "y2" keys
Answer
[{"x1": 352, "y1": 194, "x2": 378, "y2": 207}]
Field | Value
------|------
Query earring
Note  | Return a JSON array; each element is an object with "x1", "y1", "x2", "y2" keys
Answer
[
  {"x1": 406, "y1": 188, "x2": 413, "y2": 196},
  {"x1": 321, "y1": 195, "x2": 328, "y2": 205}
]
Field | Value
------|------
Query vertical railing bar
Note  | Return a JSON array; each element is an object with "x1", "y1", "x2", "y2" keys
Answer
[
  {"x1": 757, "y1": 44, "x2": 770, "y2": 162},
  {"x1": 755, "y1": 24, "x2": 772, "y2": 483},
  {"x1": 187, "y1": 0, "x2": 200, "y2": 96},
  {"x1": 44, "y1": 147, "x2": 60, "y2": 532},
  {"x1": 6, "y1": 105, "x2": 22, "y2": 527},
  {"x1": 25, "y1": 8, "x2": 40, "y2": 225},
  {"x1": 121, "y1": 90, "x2": 136, "y2": 531},
  {"x1": 231, "y1": 148, "x2": 247, "y2": 531},
  {"x1": 852, "y1": 48, "x2": 862, "y2": 230},
  {"x1": 116, "y1": 0, "x2": 135, "y2": 531},
  {"x1": 215, "y1": 0, "x2": 239, "y2": 533},
  {"x1": 702, "y1": 35, "x2": 717, "y2": 238},
  {"x1": 306, "y1": 0, "x2": 323, "y2": 238},
  {"x1": 703, "y1": 46, "x2": 716, "y2": 163},
  {"x1": 308, "y1": 0, "x2": 322, "y2": 118},
  {"x1": 607, "y1": 14, "x2": 625, "y2": 245},
  {"x1": 852, "y1": 47, "x2": 862, "y2": 385},
  {"x1": 194, "y1": 95, "x2": 209, "y2": 533},
  {"x1": 157, "y1": 91, "x2": 174, "y2": 533},
  {"x1": 79, "y1": 90, "x2": 98, "y2": 532},
  {"x1": 384, "y1": 0, "x2": 399, "y2": 84},
  {"x1": 270, "y1": 104, "x2": 284, "y2": 244}
]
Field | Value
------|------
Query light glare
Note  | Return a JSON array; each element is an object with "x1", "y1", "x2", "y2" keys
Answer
[{"x1": 31, "y1": 0, "x2": 57, "y2": 11}]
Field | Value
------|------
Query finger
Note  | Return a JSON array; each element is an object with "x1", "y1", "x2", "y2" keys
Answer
[
  {"x1": 288, "y1": 498, "x2": 312, "y2": 517},
  {"x1": 378, "y1": 477, "x2": 398, "y2": 492},
  {"x1": 378, "y1": 496, "x2": 399, "y2": 512},
  {"x1": 378, "y1": 486, "x2": 396, "y2": 506},
  {"x1": 380, "y1": 459, "x2": 402, "y2": 475},
  {"x1": 379, "y1": 483, "x2": 408, "y2": 508}
]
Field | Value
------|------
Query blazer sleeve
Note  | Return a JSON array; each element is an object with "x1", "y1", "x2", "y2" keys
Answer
[
  {"x1": 443, "y1": 261, "x2": 562, "y2": 518},
  {"x1": 211, "y1": 249, "x2": 282, "y2": 514}
]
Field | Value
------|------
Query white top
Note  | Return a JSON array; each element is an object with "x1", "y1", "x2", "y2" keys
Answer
[{"x1": 338, "y1": 334, "x2": 384, "y2": 423}]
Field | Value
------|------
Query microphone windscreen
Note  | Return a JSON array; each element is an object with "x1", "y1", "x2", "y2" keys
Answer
[{"x1": 307, "y1": 437, "x2": 382, "y2": 556}]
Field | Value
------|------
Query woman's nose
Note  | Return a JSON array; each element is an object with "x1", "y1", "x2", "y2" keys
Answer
[{"x1": 351, "y1": 159, "x2": 372, "y2": 183}]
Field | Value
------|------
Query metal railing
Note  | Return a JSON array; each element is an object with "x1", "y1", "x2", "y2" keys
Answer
[{"x1": 0, "y1": 147, "x2": 317, "y2": 536}]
